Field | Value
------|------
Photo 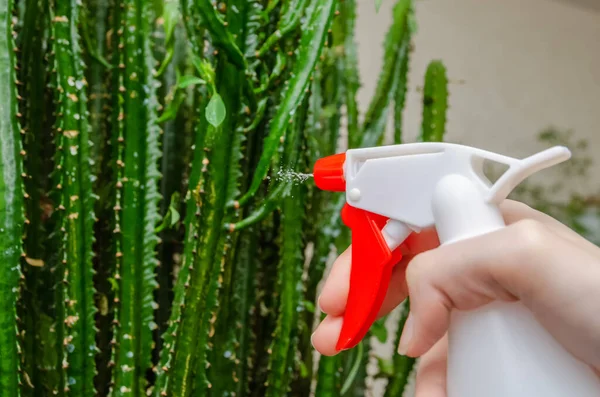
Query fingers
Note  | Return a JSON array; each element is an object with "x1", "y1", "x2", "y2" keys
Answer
[
  {"x1": 399, "y1": 218, "x2": 600, "y2": 361},
  {"x1": 413, "y1": 336, "x2": 448, "y2": 397},
  {"x1": 400, "y1": 220, "x2": 543, "y2": 357},
  {"x1": 318, "y1": 247, "x2": 351, "y2": 316},
  {"x1": 317, "y1": 200, "x2": 564, "y2": 319},
  {"x1": 500, "y1": 200, "x2": 600, "y2": 255},
  {"x1": 314, "y1": 199, "x2": 600, "y2": 360},
  {"x1": 311, "y1": 315, "x2": 343, "y2": 356},
  {"x1": 319, "y1": 253, "x2": 413, "y2": 319},
  {"x1": 313, "y1": 258, "x2": 410, "y2": 356}
]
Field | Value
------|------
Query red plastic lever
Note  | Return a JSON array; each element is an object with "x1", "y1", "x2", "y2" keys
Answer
[
  {"x1": 313, "y1": 152, "x2": 404, "y2": 351},
  {"x1": 336, "y1": 204, "x2": 403, "y2": 351}
]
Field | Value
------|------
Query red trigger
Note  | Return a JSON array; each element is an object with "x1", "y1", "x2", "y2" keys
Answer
[{"x1": 336, "y1": 204, "x2": 404, "y2": 351}]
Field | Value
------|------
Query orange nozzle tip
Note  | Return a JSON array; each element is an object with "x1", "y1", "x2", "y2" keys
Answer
[{"x1": 313, "y1": 153, "x2": 346, "y2": 192}]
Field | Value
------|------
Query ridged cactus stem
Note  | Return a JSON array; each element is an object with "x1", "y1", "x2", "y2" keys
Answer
[
  {"x1": 48, "y1": 0, "x2": 98, "y2": 391},
  {"x1": 420, "y1": 60, "x2": 448, "y2": 142},
  {"x1": 361, "y1": 0, "x2": 413, "y2": 147},
  {"x1": 108, "y1": 0, "x2": 161, "y2": 393},
  {"x1": 0, "y1": 0, "x2": 24, "y2": 392},
  {"x1": 152, "y1": 86, "x2": 209, "y2": 396},
  {"x1": 18, "y1": 0, "x2": 50, "y2": 392}
]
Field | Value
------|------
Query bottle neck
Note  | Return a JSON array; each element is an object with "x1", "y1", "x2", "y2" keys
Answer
[{"x1": 432, "y1": 174, "x2": 506, "y2": 245}]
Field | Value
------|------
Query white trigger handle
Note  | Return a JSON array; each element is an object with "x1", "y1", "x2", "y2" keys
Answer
[{"x1": 478, "y1": 146, "x2": 571, "y2": 204}]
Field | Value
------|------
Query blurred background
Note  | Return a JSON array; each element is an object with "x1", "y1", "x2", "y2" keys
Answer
[{"x1": 326, "y1": 0, "x2": 600, "y2": 394}]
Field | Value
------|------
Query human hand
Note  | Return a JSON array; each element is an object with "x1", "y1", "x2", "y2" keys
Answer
[{"x1": 311, "y1": 200, "x2": 600, "y2": 396}]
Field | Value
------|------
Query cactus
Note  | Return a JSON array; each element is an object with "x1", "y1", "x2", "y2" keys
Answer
[
  {"x1": 0, "y1": 0, "x2": 25, "y2": 392},
  {"x1": 17, "y1": 0, "x2": 52, "y2": 392},
  {"x1": 47, "y1": 0, "x2": 98, "y2": 391},
  {"x1": 239, "y1": 0, "x2": 337, "y2": 205},
  {"x1": 420, "y1": 60, "x2": 448, "y2": 142},
  {"x1": 1, "y1": 0, "x2": 454, "y2": 395},
  {"x1": 108, "y1": 0, "x2": 161, "y2": 394}
]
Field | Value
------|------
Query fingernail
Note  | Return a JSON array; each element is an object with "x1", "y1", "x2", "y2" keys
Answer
[
  {"x1": 311, "y1": 331, "x2": 316, "y2": 348},
  {"x1": 317, "y1": 295, "x2": 323, "y2": 312},
  {"x1": 397, "y1": 312, "x2": 414, "y2": 355}
]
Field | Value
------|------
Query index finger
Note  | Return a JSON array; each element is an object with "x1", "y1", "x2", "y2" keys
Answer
[{"x1": 318, "y1": 228, "x2": 440, "y2": 317}]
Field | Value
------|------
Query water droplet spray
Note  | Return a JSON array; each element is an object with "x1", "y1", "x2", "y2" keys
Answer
[{"x1": 274, "y1": 168, "x2": 313, "y2": 184}]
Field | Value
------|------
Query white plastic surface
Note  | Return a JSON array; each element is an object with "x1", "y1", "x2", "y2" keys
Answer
[
  {"x1": 343, "y1": 143, "x2": 600, "y2": 396},
  {"x1": 344, "y1": 142, "x2": 571, "y2": 229}
]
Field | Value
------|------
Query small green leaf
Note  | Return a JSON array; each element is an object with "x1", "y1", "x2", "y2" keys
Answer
[
  {"x1": 375, "y1": 0, "x2": 383, "y2": 12},
  {"x1": 108, "y1": 277, "x2": 119, "y2": 293},
  {"x1": 177, "y1": 75, "x2": 206, "y2": 89},
  {"x1": 377, "y1": 357, "x2": 394, "y2": 377},
  {"x1": 157, "y1": 89, "x2": 184, "y2": 123},
  {"x1": 299, "y1": 361, "x2": 309, "y2": 378},
  {"x1": 163, "y1": 0, "x2": 180, "y2": 44},
  {"x1": 206, "y1": 93, "x2": 226, "y2": 127},
  {"x1": 168, "y1": 192, "x2": 181, "y2": 226},
  {"x1": 155, "y1": 192, "x2": 181, "y2": 232},
  {"x1": 192, "y1": 56, "x2": 215, "y2": 85},
  {"x1": 302, "y1": 300, "x2": 315, "y2": 313},
  {"x1": 370, "y1": 317, "x2": 388, "y2": 343}
]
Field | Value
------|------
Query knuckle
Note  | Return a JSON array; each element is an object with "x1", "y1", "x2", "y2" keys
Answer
[
  {"x1": 510, "y1": 219, "x2": 550, "y2": 257},
  {"x1": 406, "y1": 251, "x2": 435, "y2": 286}
]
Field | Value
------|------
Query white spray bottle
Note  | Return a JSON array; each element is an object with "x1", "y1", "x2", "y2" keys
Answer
[{"x1": 312, "y1": 142, "x2": 600, "y2": 397}]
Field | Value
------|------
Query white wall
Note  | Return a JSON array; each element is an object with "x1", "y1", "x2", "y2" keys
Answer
[
  {"x1": 354, "y1": 0, "x2": 600, "y2": 196},
  {"x1": 350, "y1": 0, "x2": 600, "y2": 395}
]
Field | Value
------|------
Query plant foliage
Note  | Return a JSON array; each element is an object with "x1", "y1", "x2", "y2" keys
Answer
[{"x1": 0, "y1": 0, "x2": 457, "y2": 395}]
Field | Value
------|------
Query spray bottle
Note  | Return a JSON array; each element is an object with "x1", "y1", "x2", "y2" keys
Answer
[{"x1": 312, "y1": 142, "x2": 600, "y2": 397}]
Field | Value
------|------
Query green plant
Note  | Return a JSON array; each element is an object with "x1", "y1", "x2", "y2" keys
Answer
[{"x1": 1, "y1": 0, "x2": 451, "y2": 395}]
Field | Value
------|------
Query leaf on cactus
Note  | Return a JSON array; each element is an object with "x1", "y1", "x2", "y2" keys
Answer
[{"x1": 205, "y1": 93, "x2": 226, "y2": 127}]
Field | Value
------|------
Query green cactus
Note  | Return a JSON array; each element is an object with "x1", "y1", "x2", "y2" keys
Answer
[
  {"x1": 108, "y1": 0, "x2": 161, "y2": 394},
  {"x1": 420, "y1": 59, "x2": 448, "y2": 142},
  {"x1": 1, "y1": 0, "x2": 455, "y2": 395},
  {"x1": 239, "y1": 0, "x2": 337, "y2": 205},
  {"x1": 47, "y1": 0, "x2": 98, "y2": 392},
  {"x1": 17, "y1": 0, "x2": 52, "y2": 392},
  {"x1": 0, "y1": 0, "x2": 24, "y2": 392}
]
